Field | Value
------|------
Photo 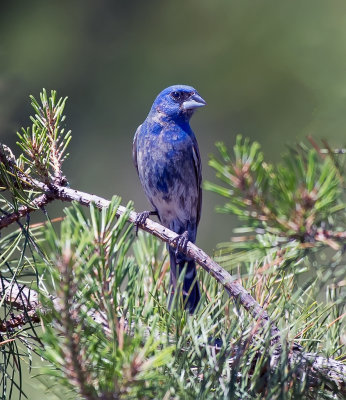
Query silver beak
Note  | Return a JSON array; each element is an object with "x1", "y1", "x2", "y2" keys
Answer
[{"x1": 182, "y1": 93, "x2": 207, "y2": 110}]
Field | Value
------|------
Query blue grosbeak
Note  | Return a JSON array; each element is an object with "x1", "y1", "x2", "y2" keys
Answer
[{"x1": 133, "y1": 85, "x2": 206, "y2": 313}]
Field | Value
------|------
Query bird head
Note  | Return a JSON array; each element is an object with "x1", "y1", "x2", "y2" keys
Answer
[{"x1": 150, "y1": 85, "x2": 206, "y2": 121}]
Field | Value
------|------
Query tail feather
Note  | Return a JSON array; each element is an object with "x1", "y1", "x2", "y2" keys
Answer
[{"x1": 169, "y1": 248, "x2": 200, "y2": 313}]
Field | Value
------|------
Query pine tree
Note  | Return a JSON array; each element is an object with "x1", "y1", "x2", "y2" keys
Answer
[{"x1": 0, "y1": 90, "x2": 344, "y2": 399}]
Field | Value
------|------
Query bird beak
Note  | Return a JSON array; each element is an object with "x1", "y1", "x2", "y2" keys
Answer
[{"x1": 182, "y1": 93, "x2": 207, "y2": 110}]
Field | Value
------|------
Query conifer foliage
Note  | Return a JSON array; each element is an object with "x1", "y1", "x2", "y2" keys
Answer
[{"x1": 0, "y1": 91, "x2": 345, "y2": 399}]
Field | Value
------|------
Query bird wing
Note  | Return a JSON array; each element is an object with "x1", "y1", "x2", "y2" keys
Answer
[
  {"x1": 191, "y1": 138, "x2": 202, "y2": 226},
  {"x1": 132, "y1": 124, "x2": 142, "y2": 174}
]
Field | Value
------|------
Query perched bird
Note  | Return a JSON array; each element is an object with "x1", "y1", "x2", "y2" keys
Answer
[{"x1": 133, "y1": 85, "x2": 206, "y2": 313}]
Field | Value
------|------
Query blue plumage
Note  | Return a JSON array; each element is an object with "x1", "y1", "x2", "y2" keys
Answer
[{"x1": 133, "y1": 85, "x2": 206, "y2": 313}]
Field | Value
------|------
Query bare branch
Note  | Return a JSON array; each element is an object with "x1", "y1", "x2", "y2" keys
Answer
[
  {"x1": 0, "y1": 193, "x2": 53, "y2": 228},
  {"x1": 0, "y1": 309, "x2": 40, "y2": 332},
  {"x1": 0, "y1": 278, "x2": 40, "y2": 310}
]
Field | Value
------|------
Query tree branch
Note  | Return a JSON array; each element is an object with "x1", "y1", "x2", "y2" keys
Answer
[
  {"x1": 0, "y1": 148, "x2": 344, "y2": 391},
  {"x1": 0, "y1": 174, "x2": 345, "y2": 341},
  {"x1": 0, "y1": 143, "x2": 281, "y2": 338},
  {"x1": 0, "y1": 176, "x2": 281, "y2": 340},
  {"x1": 0, "y1": 309, "x2": 40, "y2": 332},
  {"x1": 0, "y1": 279, "x2": 109, "y2": 334},
  {"x1": 1, "y1": 279, "x2": 345, "y2": 391},
  {"x1": 0, "y1": 193, "x2": 53, "y2": 229}
]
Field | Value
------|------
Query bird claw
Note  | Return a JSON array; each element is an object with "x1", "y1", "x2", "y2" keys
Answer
[
  {"x1": 170, "y1": 231, "x2": 189, "y2": 262},
  {"x1": 134, "y1": 210, "x2": 157, "y2": 236}
]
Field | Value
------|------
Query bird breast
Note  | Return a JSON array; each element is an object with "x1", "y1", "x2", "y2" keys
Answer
[{"x1": 137, "y1": 129, "x2": 198, "y2": 225}]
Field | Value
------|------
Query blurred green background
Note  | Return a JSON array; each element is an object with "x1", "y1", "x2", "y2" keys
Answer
[{"x1": 1, "y1": 1, "x2": 346, "y2": 398}]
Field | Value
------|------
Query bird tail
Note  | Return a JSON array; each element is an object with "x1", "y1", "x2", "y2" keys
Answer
[{"x1": 168, "y1": 248, "x2": 201, "y2": 313}]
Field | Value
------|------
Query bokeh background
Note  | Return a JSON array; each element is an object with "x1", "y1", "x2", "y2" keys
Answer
[{"x1": 1, "y1": 1, "x2": 346, "y2": 398}]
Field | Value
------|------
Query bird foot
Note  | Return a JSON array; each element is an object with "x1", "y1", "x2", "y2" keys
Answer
[
  {"x1": 170, "y1": 231, "x2": 189, "y2": 262},
  {"x1": 134, "y1": 210, "x2": 157, "y2": 235}
]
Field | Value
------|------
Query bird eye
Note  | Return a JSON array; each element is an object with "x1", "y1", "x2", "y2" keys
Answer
[{"x1": 171, "y1": 91, "x2": 181, "y2": 100}]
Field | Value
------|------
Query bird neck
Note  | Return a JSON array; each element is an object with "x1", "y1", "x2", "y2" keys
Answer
[{"x1": 149, "y1": 108, "x2": 192, "y2": 126}]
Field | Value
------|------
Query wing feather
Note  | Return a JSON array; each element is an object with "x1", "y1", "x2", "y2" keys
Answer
[
  {"x1": 191, "y1": 139, "x2": 202, "y2": 226},
  {"x1": 132, "y1": 124, "x2": 142, "y2": 174}
]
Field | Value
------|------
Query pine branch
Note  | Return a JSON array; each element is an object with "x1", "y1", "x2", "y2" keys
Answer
[
  {"x1": 0, "y1": 89, "x2": 344, "y2": 396},
  {"x1": 205, "y1": 136, "x2": 346, "y2": 255},
  {"x1": 0, "y1": 142, "x2": 282, "y2": 339},
  {"x1": 0, "y1": 309, "x2": 40, "y2": 332},
  {"x1": 1, "y1": 279, "x2": 345, "y2": 390},
  {"x1": 0, "y1": 154, "x2": 345, "y2": 392},
  {"x1": 0, "y1": 279, "x2": 109, "y2": 333},
  {"x1": 55, "y1": 247, "x2": 96, "y2": 399},
  {"x1": 0, "y1": 146, "x2": 345, "y2": 344},
  {"x1": 0, "y1": 193, "x2": 52, "y2": 228},
  {"x1": 0, "y1": 169, "x2": 281, "y2": 342}
]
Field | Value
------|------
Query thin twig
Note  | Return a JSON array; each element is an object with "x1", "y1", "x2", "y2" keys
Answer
[
  {"x1": 0, "y1": 193, "x2": 52, "y2": 228},
  {"x1": 0, "y1": 309, "x2": 40, "y2": 332}
]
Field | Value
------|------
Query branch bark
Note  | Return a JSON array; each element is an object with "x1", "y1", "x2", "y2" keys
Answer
[{"x1": 0, "y1": 193, "x2": 53, "y2": 228}]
